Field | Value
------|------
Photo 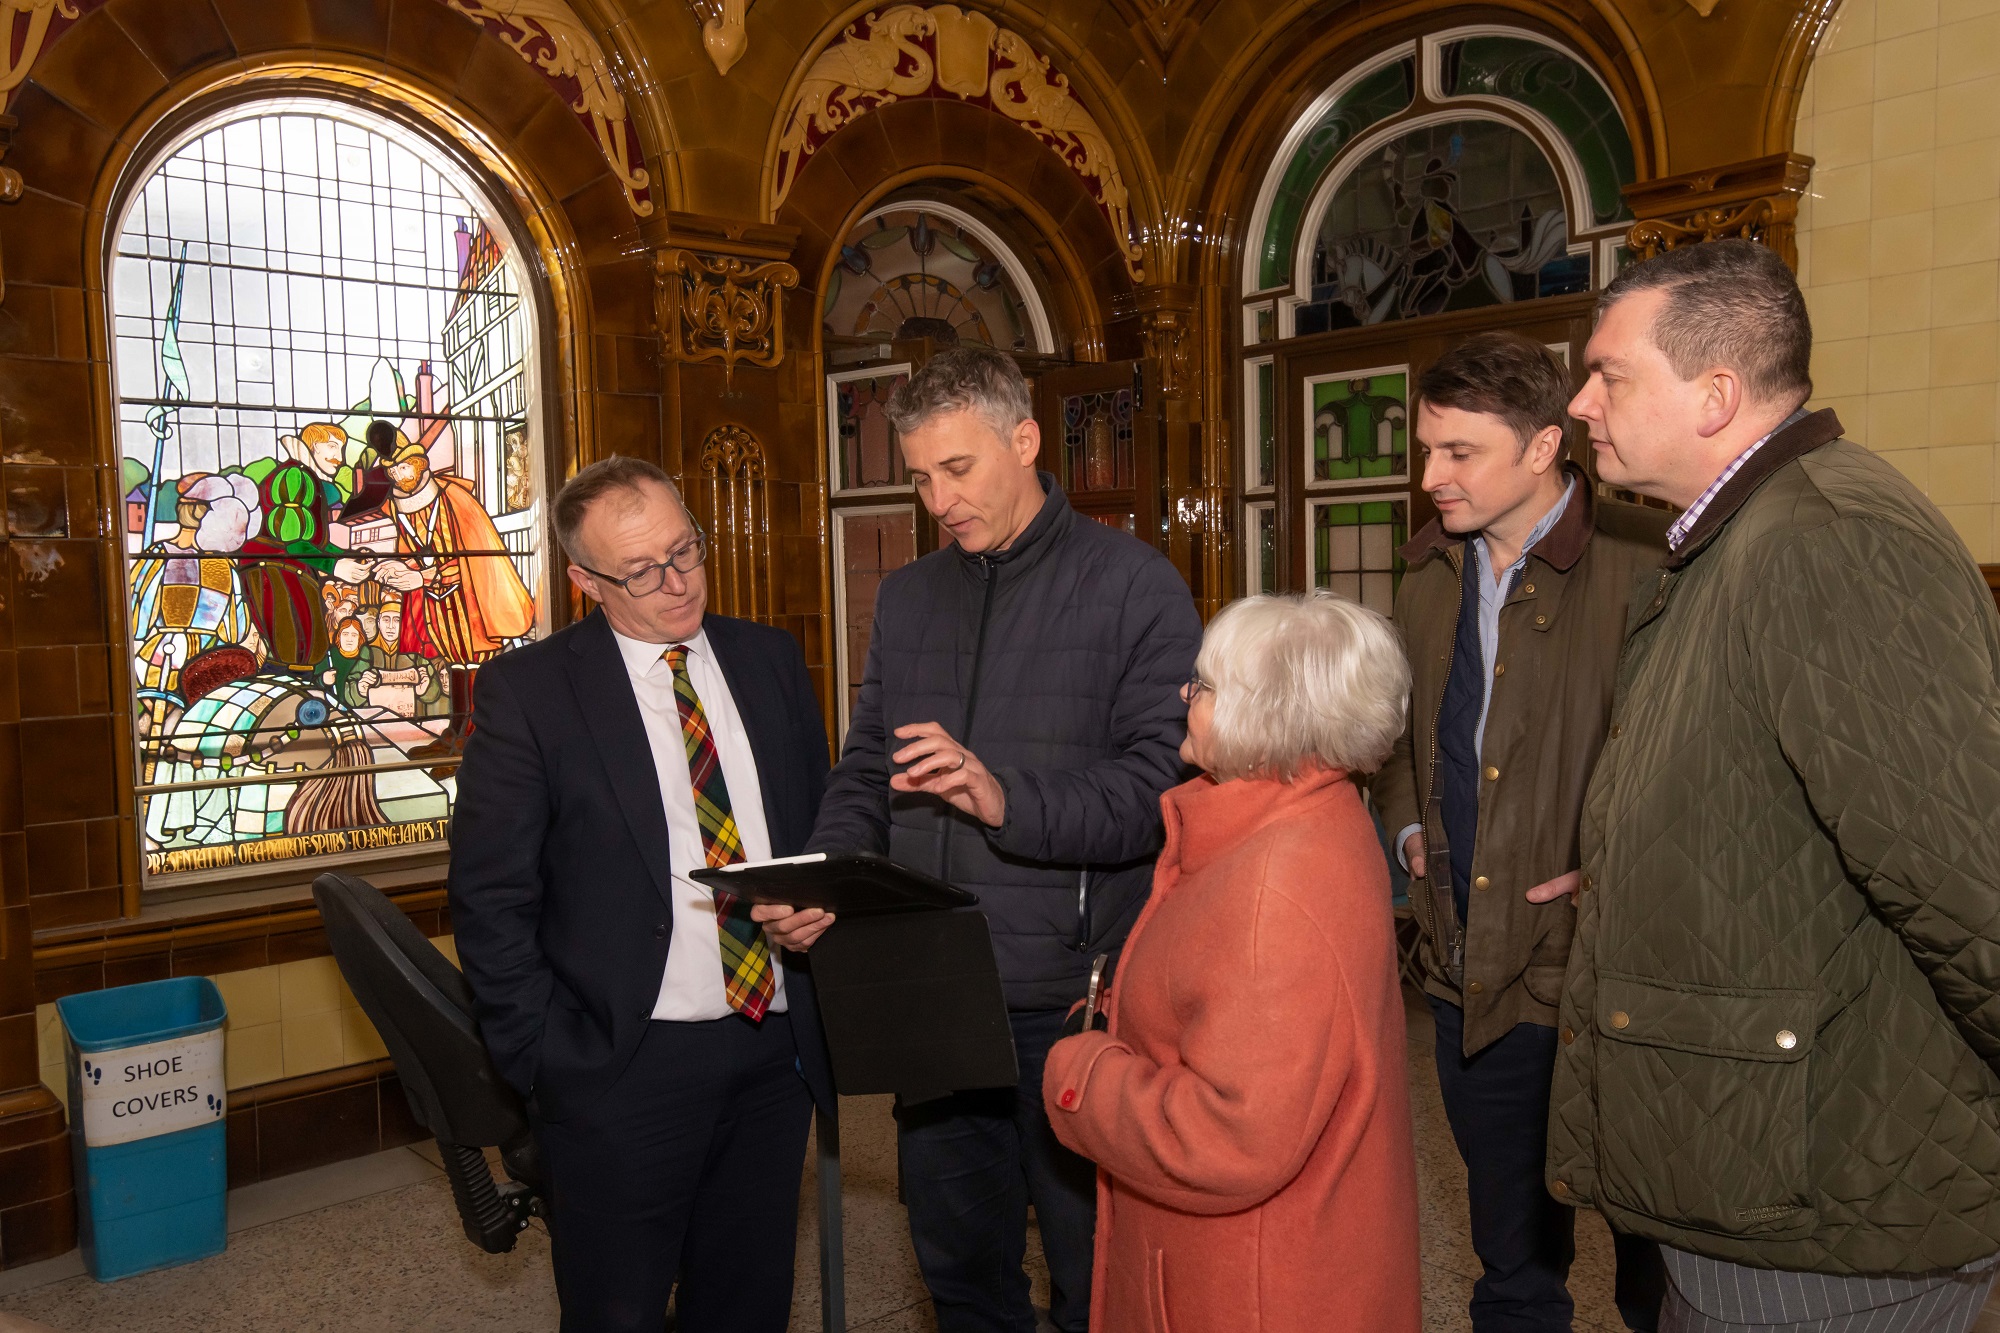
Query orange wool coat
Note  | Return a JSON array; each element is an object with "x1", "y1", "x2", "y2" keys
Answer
[{"x1": 1042, "y1": 768, "x2": 1421, "y2": 1333}]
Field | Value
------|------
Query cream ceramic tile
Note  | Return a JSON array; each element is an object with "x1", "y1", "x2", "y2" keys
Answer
[
  {"x1": 1873, "y1": 150, "x2": 1937, "y2": 216},
  {"x1": 1815, "y1": 105, "x2": 1878, "y2": 168},
  {"x1": 1869, "y1": 270, "x2": 1934, "y2": 330},
  {"x1": 1882, "y1": 0, "x2": 1942, "y2": 40},
  {"x1": 226, "y1": 1021, "x2": 284, "y2": 1091},
  {"x1": 339, "y1": 1006, "x2": 389, "y2": 1065},
  {"x1": 1939, "y1": 502, "x2": 1994, "y2": 558},
  {"x1": 278, "y1": 956, "x2": 344, "y2": 1019},
  {"x1": 1935, "y1": 200, "x2": 2000, "y2": 263},
  {"x1": 281, "y1": 1009, "x2": 346, "y2": 1079},
  {"x1": 1932, "y1": 320, "x2": 2000, "y2": 382},
  {"x1": 1810, "y1": 277, "x2": 1872, "y2": 339},
  {"x1": 1938, "y1": 75, "x2": 2000, "y2": 143},
  {"x1": 213, "y1": 965, "x2": 281, "y2": 1030},
  {"x1": 434, "y1": 935, "x2": 460, "y2": 968},
  {"x1": 1931, "y1": 382, "x2": 1999, "y2": 441},
  {"x1": 1812, "y1": 337, "x2": 1871, "y2": 390},
  {"x1": 1882, "y1": 444, "x2": 1934, "y2": 492},
  {"x1": 1934, "y1": 139, "x2": 2000, "y2": 206},
  {"x1": 1813, "y1": 164, "x2": 1878, "y2": 227},
  {"x1": 1874, "y1": 89, "x2": 1938, "y2": 157},
  {"x1": 1944, "y1": 0, "x2": 2000, "y2": 21},
  {"x1": 1876, "y1": 29, "x2": 1941, "y2": 99},
  {"x1": 1814, "y1": 394, "x2": 1871, "y2": 434},
  {"x1": 1869, "y1": 388, "x2": 1935, "y2": 446},
  {"x1": 35, "y1": 1003, "x2": 59, "y2": 1069},
  {"x1": 1872, "y1": 330, "x2": 1934, "y2": 388},
  {"x1": 1817, "y1": 44, "x2": 1878, "y2": 111},
  {"x1": 1933, "y1": 441, "x2": 1997, "y2": 498},
  {"x1": 1940, "y1": 13, "x2": 2000, "y2": 85},
  {"x1": 1872, "y1": 209, "x2": 1937, "y2": 273}
]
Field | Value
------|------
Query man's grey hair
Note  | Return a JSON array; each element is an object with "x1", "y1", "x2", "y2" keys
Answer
[
  {"x1": 552, "y1": 454, "x2": 686, "y2": 565},
  {"x1": 1598, "y1": 238, "x2": 1813, "y2": 406},
  {"x1": 886, "y1": 345, "x2": 1035, "y2": 442},
  {"x1": 1197, "y1": 591, "x2": 1411, "y2": 781}
]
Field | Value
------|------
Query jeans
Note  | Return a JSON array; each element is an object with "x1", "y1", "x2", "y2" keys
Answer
[
  {"x1": 1431, "y1": 997, "x2": 1665, "y2": 1332},
  {"x1": 896, "y1": 1007, "x2": 1098, "y2": 1333}
]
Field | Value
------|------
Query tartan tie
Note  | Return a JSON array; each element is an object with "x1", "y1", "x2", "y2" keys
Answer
[{"x1": 663, "y1": 646, "x2": 776, "y2": 1020}]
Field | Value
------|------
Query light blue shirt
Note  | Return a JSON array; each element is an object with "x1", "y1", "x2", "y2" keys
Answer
[{"x1": 1395, "y1": 477, "x2": 1575, "y2": 869}]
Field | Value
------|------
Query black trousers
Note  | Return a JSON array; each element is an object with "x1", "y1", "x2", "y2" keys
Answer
[
  {"x1": 534, "y1": 1011, "x2": 814, "y2": 1333},
  {"x1": 896, "y1": 1008, "x2": 1098, "y2": 1333},
  {"x1": 1430, "y1": 997, "x2": 1666, "y2": 1332}
]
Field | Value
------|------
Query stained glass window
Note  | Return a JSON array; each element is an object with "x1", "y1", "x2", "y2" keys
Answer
[
  {"x1": 113, "y1": 104, "x2": 544, "y2": 884},
  {"x1": 1312, "y1": 495, "x2": 1407, "y2": 617},
  {"x1": 1062, "y1": 389, "x2": 1135, "y2": 494},
  {"x1": 834, "y1": 508, "x2": 918, "y2": 731},
  {"x1": 822, "y1": 206, "x2": 1049, "y2": 351},
  {"x1": 1245, "y1": 359, "x2": 1276, "y2": 491},
  {"x1": 1297, "y1": 119, "x2": 1590, "y2": 336},
  {"x1": 829, "y1": 368, "x2": 910, "y2": 493},
  {"x1": 1307, "y1": 369, "x2": 1409, "y2": 486},
  {"x1": 1245, "y1": 502, "x2": 1277, "y2": 595}
]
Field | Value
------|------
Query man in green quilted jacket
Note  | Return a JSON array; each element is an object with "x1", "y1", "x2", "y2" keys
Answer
[{"x1": 1549, "y1": 237, "x2": 2000, "y2": 1331}]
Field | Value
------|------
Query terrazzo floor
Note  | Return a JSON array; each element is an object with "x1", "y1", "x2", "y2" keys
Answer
[{"x1": 1, "y1": 993, "x2": 1995, "y2": 1332}]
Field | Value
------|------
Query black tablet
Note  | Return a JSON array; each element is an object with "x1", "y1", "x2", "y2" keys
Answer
[{"x1": 690, "y1": 851, "x2": 977, "y2": 915}]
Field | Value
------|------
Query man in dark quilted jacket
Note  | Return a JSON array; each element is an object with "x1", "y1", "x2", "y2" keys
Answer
[
  {"x1": 1551, "y1": 238, "x2": 2000, "y2": 1331},
  {"x1": 758, "y1": 346, "x2": 1201, "y2": 1333}
]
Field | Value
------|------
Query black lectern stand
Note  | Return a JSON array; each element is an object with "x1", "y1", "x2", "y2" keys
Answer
[{"x1": 692, "y1": 852, "x2": 1020, "y2": 1332}]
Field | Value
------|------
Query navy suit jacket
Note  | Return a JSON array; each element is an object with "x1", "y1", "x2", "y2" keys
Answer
[{"x1": 447, "y1": 609, "x2": 836, "y2": 1123}]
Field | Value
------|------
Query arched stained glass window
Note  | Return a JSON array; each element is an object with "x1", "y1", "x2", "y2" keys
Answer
[
  {"x1": 113, "y1": 100, "x2": 546, "y2": 887},
  {"x1": 821, "y1": 203, "x2": 1053, "y2": 353}
]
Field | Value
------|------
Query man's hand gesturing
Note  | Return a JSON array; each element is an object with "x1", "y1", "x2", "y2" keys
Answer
[{"x1": 890, "y1": 722, "x2": 1006, "y2": 828}]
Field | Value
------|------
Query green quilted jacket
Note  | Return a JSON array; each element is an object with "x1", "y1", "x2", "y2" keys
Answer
[{"x1": 1547, "y1": 409, "x2": 2000, "y2": 1274}]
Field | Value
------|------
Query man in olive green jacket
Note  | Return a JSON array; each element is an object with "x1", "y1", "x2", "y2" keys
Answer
[
  {"x1": 1552, "y1": 239, "x2": 2000, "y2": 1331},
  {"x1": 1375, "y1": 331, "x2": 1668, "y2": 1331}
]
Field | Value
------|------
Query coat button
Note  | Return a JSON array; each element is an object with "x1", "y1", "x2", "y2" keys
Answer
[
  {"x1": 1493, "y1": 663, "x2": 1506, "y2": 677},
  {"x1": 1484, "y1": 765, "x2": 1500, "y2": 781},
  {"x1": 1523, "y1": 582, "x2": 1535, "y2": 594},
  {"x1": 1467, "y1": 980, "x2": 1483, "y2": 995},
  {"x1": 1561, "y1": 1026, "x2": 1575, "y2": 1045},
  {"x1": 1608, "y1": 724, "x2": 1622, "y2": 739},
  {"x1": 1551, "y1": 1179, "x2": 1570, "y2": 1198},
  {"x1": 1474, "y1": 875, "x2": 1490, "y2": 891},
  {"x1": 1580, "y1": 874, "x2": 1593, "y2": 893},
  {"x1": 1535, "y1": 614, "x2": 1548, "y2": 626},
  {"x1": 1776, "y1": 1030, "x2": 1797, "y2": 1051},
  {"x1": 654, "y1": 924, "x2": 668, "y2": 939},
  {"x1": 1610, "y1": 1011, "x2": 1631, "y2": 1029},
  {"x1": 1059, "y1": 1089, "x2": 1077, "y2": 1108}
]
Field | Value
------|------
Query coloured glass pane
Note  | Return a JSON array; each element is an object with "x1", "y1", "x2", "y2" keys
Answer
[
  {"x1": 1312, "y1": 496, "x2": 1407, "y2": 616},
  {"x1": 1063, "y1": 389, "x2": 1134, "y2": 493},
  {"x1": 837, "y1": 509, "x2": 918, "y2": 725},
  {"x1": 1298, "y1": 119, "x2": 1588, "y2": 335},
  {"x1": 1256, "y1": 361, "x2": 1277, "y2": 489},
  {"x1": 1258, "y1": 57, "x2": 1416, "y2": 290},
  {"x1": 834, "y1": 372, "x2": 909, "y2": 491},
  {"x1": 1309, "y1": 370, "x2": 1409, "y2": 485},
  {"x1": 114, "y1": 107, "x2": 542, "y2": 882},
  {"x1": 823, "y1": 208, "x2": 1040, "y2": 350},
  {"x1": 1246, "y1": 503, "x2": 1277, "y2": 595},
  {"x1": 1440, "y1": 35, "x2": 1635, "y2": 227}
]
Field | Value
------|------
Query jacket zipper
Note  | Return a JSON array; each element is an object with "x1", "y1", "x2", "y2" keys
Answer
[
  {"x1": 1423, "y1": 549, "x2": 1466, "y2": 984},
  {"x1": 1075, "y1": 866, "x2": 1091, "y2": 948},
  {"x1": 938, "y1": 557, "x2": 999, "y2": 882}
]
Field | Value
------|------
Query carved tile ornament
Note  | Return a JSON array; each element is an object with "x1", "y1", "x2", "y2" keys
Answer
[
  {"x1": 655, "y1": 249, "x2": 800, "y2": 387},
  {"x1": 445, "y1": 0, "x2": 654, "y2": 215},
  {"x1": 0, "y1": 0, "x2": 81, "y2": 100},
  {"x1": 690, "y1": 0, "x2": 751, "y2": 76},
  {"x1": 774, "y1": 6, "x2": 1145, "y2": 281}
]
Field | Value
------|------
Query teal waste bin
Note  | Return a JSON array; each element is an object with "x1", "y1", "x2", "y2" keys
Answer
[{"x1": 56, "y1": 976, "x2": 227, "y2": 1281}]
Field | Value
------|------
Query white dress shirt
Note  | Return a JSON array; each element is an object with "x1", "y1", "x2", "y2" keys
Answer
[{"x1": 611, "y1": 626, "x2": 785, "y2": 1020}]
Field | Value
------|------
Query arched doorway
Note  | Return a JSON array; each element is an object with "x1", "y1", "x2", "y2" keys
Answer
[{"x1": 1235, "y1": 26, "x2": 1639, "y2": 608}]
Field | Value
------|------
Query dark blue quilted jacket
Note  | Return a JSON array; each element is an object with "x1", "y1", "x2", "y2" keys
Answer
[{"x1": 810, "y1": 475, "x2": 1202, "y2": 1010}]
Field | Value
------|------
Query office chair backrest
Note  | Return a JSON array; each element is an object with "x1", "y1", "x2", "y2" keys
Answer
[{"x1": 311, "y1": 872, "x2": 530, "y2": 1151}]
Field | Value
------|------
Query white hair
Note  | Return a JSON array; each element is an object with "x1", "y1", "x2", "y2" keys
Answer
[{"x1": 1197, "y1": 591, "x2": 1411, "y2": 781}]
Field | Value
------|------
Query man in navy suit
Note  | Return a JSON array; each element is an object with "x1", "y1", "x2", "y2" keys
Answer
[{"x1": 448, "y1": 455, "x2": 833, "y2": 1333}]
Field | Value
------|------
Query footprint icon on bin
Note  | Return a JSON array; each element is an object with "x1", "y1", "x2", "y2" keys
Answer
[
  {"x1": 81, "y1": 1060, "x2": 101, "y2": 1086},
  {"x1": 206, "y1": 1094, "x2": 221, "y2": 1118}
]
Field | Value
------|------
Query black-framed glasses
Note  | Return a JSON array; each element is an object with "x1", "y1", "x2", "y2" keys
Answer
[
  {"x1": 1183, "y1": 668, "x2": 1212, "y2": 700},
  {"x1": 576, "y1": 529, "x2": 708, "y2": 597}
]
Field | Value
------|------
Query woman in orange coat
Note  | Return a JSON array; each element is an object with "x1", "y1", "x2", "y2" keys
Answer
[{"x1": 1043, "y1": 590, "x2": 1422, "y2": 1333}]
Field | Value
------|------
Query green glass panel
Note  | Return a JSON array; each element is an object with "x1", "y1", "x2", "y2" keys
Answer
[
  {"x1": 1440, "y1": 36, "x2": 1636, "y2": 227},
  {"x1": 1298, "y1": 120, "x2": 1590, "y2": 334},
  {"x1": 1256, "y1": 361, "x2": 1276, "y2": 488},
  {"x1": 1258, "y1": 57, "x2": 1415, "y2": 290},
  {"x1": 1310, "y1": 372, "x2": 1408, "y2": 483},
  {"x1": 1311, "y1": 496, "x2": 1408, "y2": 616}
]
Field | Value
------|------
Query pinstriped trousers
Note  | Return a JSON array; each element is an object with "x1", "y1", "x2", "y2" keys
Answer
[{"x1": 1659, "y1": 1247, "x2": 1998, "y2": 1333}]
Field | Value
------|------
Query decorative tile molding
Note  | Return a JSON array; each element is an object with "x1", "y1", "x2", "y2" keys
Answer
[
  {"x1": 1623, "y1": 152, "x2": 1812, "y2": 270},
  {"x1": 653, "y1": 212, "x2": 801, "y2": 388},
  {"x1": 0, "y1": 0, "x2": 80, "y2": 98},
  {"x1": 1114, "y1": 283, "x2": 1198, "y2": 401},
  {"x1": 772, "y1": 5, "x2": 1145, "y2": 281},
  {"x1": 1102, "y1": 0, "x2": 1217, "y2": 71},
  {"x1": 696, "y1": 424, "x2": 771, "y2": 621},
  {"x1": 444, "y1": 0, "x2": 654, "y2": 215},
  {"x1": 690, "y1": 0, "x2": 750, "y2": 76},
  {"x1": 1686, "y1": 0, "x2": 1722, "y2": 14}
]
